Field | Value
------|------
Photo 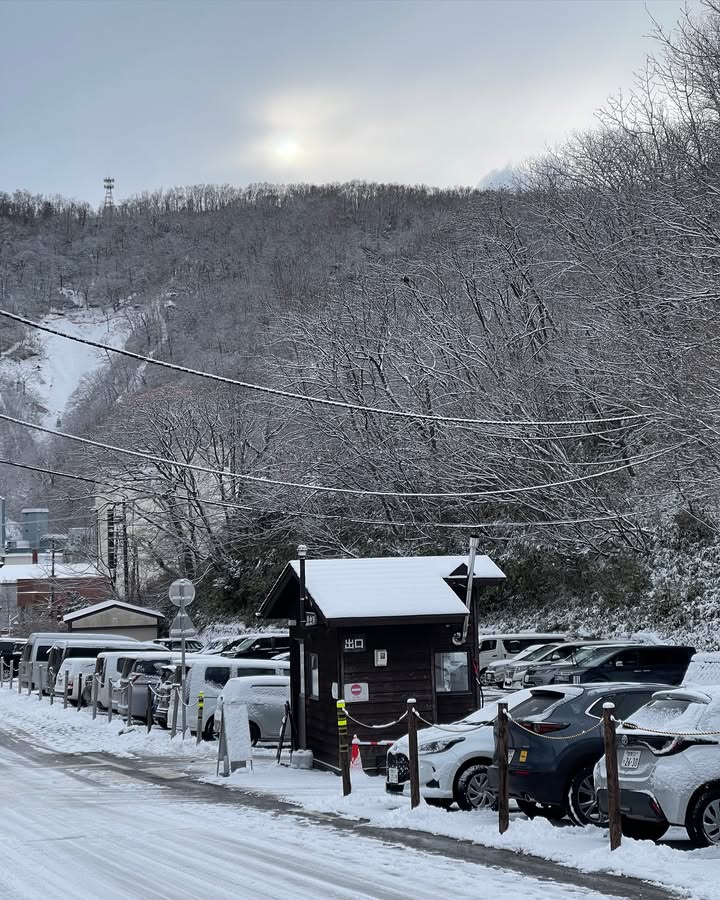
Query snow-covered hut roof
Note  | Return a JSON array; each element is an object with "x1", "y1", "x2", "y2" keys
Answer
[
  {"x1": 259, "y1": 554, "x2": 505, "y2": 625},
  {"x1": 63, "y1": 599, "x2": 164, "y2": 623}
]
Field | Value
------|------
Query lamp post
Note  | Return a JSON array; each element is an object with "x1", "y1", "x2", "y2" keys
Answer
[
  {"x1": 298, "y1": 544, "x2": 307, "y2": 625},
  {"x1": 296, "y1": 544, "x2": 308, "y2": 749}
]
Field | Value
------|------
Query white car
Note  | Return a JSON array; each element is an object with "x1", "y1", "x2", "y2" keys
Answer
[
  {"x1": 477, "y1": 633, "x2": 566, "y2": 673},
  {"x1": 385, "y1": 686, "x2": 579, "y2": 809},
  {"x1": 53, "y1": 657, "x2": 97, "y2": 703},
  {"x1": 481, "y1": 643, "x2": 547, "y2": 687},
  {"x1": 595, "y1": 685, "x2": 720, "y2": 845},
  {"x1": 214, "y1": 675, "x2": 289, "y2": 745}
]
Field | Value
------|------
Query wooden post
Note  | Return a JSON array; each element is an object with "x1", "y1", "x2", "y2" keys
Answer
[
  {"x1": 107, "y1": 679, "x2": 113, "y2": 722},
  {"x1": 63, "y1": 675, "x2": 69, "y2": 710},
  {"x1": 18, "y1": 663, "x2": 22, "y2": 693},
  {"x1": 196, "y1": 691, "x2": 204, "y2": 744},
  {"x1": 407, "y1": 698, "x2": 420, "y2": 809},
  {"x1": 38, "y1": 667, "x2": 43, "y2": 700},
  {"x1": 9, "y1": 662, "x2": 13, "y2": 691},
  {"x1": 336, "y1": 700, "x2": 351, "y2": 796},
  {"x1": 92, "y1": 675, "x2": 99, "y2": 720},
  {"x1": 1, "y1": 658, "x2": 5, "y2": 684},
  {"x1": 603, "y1": 702, "x2": 622, "y2": 851},
  {"x1": 170, "y1": 684, "x2": 179, "y2": 739},
  {"x1": 49, "y1": 668, "x2": 55, "y2": 706},
  {"x1": 77, "y1": 674, "x2": 83, "y2": 710},
  {"x1": 146, "y1": 685, "x2": 153, "y2": 733},
  {"x1": 497, "y1": 701, "x2": 510, "y2": 834}
]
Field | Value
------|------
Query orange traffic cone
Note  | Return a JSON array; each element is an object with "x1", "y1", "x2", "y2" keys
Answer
[{"x1": 350, "y1": 735, "x2": 363, "y2": 770}]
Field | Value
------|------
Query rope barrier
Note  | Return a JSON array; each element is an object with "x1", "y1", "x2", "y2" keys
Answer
[
  {"x1": 618, "y1": 721, "x2": 720, "y2": 738},
  {"x1": 343, "y1": 709, "x2": 408, "y2": 730}
]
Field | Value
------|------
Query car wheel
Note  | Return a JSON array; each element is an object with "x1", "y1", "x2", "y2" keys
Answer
[
  {"x1": 249, "y1": 722, "x2": 260, "y2": 747},
  {"x1": 455, "y1": 763, "x2": 494, "y2": 811},
  {"x1": 621, "y1": 816, "x2": 669, "y2": 842},
  {"x1": 687, "y1": 788, "x2": 720, "y2": 846},
  {"x1": 517, "y1": 799, "x2": 565, "y2": 821},
  {"x1": 567, "y1": 766, "x2": 608, "y2": 827},
  {"x1": 203, "y1": 716, "x2": 215, "y2": 741}
]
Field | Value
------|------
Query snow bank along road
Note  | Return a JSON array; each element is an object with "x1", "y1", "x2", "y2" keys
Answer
[{"x1": 0, "y1": 723, "x2": 673, "y2": 900}]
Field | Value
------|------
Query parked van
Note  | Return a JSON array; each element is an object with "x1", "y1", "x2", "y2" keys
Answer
[
  {"x1": 214, "y1": 674, "x2": 290, "y2": 745},
  {"x1": 115, "y1": 651, "x2": 175, "y2": 720},
  {"x1": 477, "y1": 633, "x2": 566, "y2": 673},
  {"x1": 47, "y1": 638, "x2": 145, "y2": 692},
  {"x1": 19, "y1": 632, "x2": 135, "y2": 693},
  {"x1": 95, "y1": 644, "x2": 166, "y2": 709},
  {"x1": 53, "y1": 657, "x2": 98, "y2": 703},
  {"x1": 168, "y1": 655, "x2": 290, "y2": 739}
]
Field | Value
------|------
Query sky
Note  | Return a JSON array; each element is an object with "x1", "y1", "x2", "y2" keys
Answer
[{"x1": 0, "y1": 0, "x2": 700, "y2": 204}]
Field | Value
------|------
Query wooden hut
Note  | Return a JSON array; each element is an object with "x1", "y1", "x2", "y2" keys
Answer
[{"x1": 258, "y1": 554, "x2": 506, "y2": 772}]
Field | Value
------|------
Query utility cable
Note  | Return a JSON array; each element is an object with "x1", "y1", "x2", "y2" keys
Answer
[
  {"x1": 0, "y1": 455, "x2": 641, "y2": 531},
  {"x1": 0, "y1": 308, "x2": 647, "y2": 428},
  {"x1": 0, "y1": 412, "x2": 683, "y2": 500}
]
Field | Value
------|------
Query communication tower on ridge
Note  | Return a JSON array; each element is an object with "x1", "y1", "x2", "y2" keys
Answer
[{"x1": 103, "y1": 176, "x2": 115, "y2": 214}]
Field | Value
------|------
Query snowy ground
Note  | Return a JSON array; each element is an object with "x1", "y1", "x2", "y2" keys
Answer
[
  {"x1": 0, "y1": 692, "x2": 616, "y2": 900},
  {"x1": 0, "y1": 687, "x2": 715, "y2": 898},
  {"x1": 0, "y1": 308, "x2": 130, "y2": 425}
]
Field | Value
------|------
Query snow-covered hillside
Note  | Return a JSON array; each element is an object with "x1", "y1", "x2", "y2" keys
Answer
[{"x1": 0, "y1": 308, "x2": 130, "y2": 427}]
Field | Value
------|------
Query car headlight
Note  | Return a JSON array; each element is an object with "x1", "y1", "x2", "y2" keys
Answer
[{"x1": 418, "y1": 737, "x2": 465, "y2": 754}]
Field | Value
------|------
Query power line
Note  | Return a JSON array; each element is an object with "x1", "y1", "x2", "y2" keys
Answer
[
  {"x1": 0, "y1": 456, "x2": 639, "y2": 532},
  {"x1": 0, "y1": 412, "x2": 683, "y2": 500},
  {"x1": 0, "y1": 308, "x2": 648, "y2": 428}
]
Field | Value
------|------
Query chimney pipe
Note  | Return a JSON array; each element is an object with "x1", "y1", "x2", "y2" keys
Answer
[{"x1": 32, "y1": 548, "x2": 38, "y2": 564}]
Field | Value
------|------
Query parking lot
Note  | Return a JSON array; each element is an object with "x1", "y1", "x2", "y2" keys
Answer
[{"x1": 0, "y1": 668, "x2": 717, "y2": 900}]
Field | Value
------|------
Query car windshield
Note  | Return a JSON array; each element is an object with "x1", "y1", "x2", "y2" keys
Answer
[
  {"x1": 567, "y1": 645, "x2": 616, "y2": 666},
  {"x1": 521, "y1": 644, "x2": 558, "y2": 662}
]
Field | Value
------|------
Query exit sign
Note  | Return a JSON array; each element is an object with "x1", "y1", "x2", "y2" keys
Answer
[{"x1": 344, "y1": 636, "x2": 365, "y2": 652}]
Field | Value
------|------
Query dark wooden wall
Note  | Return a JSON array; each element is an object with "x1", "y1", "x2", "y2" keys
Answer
[{"x1": 296, "y1": 621, "x2": 478, "y2": 772}]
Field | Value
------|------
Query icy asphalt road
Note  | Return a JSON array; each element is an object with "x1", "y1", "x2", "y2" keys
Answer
[{"x1": 0, "y1": 734, "x2": 623, "y2": 900}]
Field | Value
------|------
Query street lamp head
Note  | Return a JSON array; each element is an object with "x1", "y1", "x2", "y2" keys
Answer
[{"x1": 297, "y1": 544, "x2": 308, "y2": 559}]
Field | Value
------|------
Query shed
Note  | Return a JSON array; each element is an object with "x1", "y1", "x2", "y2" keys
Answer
[
  {"x1": 258, "y1": 554, "x2": 505, "y2": 772},
  {"x1": 63, "y1": 600, "x2": 165, "y2": 641}
]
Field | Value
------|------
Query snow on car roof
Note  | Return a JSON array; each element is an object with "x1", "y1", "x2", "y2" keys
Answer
[
  {"x1": 286, "y1": 555, "x2": 505, "y2": 622},
  {"x1": 683, "y1": 652, "x2": 720, "y2": 686}
]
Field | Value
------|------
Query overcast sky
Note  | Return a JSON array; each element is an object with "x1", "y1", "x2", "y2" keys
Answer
[{"x1": 0, "y1": 0, "x2": 699, "y2": 204}]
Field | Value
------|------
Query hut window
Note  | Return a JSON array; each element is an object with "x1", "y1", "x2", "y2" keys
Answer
[
  {"x1": 434, "y1": 651, "x2": 469, "y2": 693},
  {"x1": 308, "y1": 653, "x2": 319, "y2": 699}
]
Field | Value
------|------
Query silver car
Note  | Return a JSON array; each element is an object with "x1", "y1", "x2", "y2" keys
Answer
[
  {"x1": 116, "y1": 653, "x2": 174, "y2": 721},
  {"x1": 214, "y1": 675, "x2": 289, "y2": 746},
  {"x1": 595, "y1": 685, "x2": 720, "y2": 845}
]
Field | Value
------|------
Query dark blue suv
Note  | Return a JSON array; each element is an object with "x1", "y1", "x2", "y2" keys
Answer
[{"x1": 488, "y1": 683, "x2": 669, "y2": 825}]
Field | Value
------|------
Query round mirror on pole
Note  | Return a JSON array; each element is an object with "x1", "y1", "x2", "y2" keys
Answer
[{"x1": 169, "y1": 578, "x2": 196, "y2": 607}]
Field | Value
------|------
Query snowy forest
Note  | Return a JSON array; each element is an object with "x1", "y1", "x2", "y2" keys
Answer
[{"x1": 3, "y1": 5, "x2": 720, "y2": 644}]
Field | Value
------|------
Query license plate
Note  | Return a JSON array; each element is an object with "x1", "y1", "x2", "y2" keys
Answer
[
  {"x1": 504, "y1": 679, "x2": 512, "y2": 688},
  {"x1": 621, "y1": 750, "x2": 641, "y2": 770},
  {"x1": 388, "y1": 767, "x2": 399, "y2": 784}
]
